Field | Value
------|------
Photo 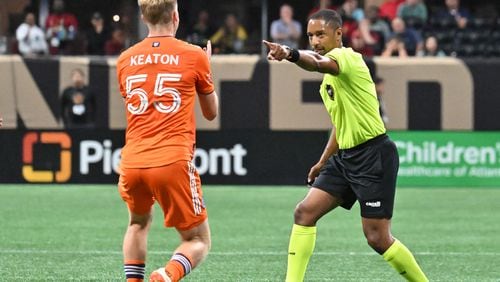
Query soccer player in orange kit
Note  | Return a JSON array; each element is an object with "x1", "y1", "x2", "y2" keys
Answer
[{"x1": 116, "y1": 0, "x2": 218, "y2": 281}]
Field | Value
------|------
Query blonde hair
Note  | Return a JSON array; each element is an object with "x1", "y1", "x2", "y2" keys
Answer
[{"x1": 138, "y1": 0, "x2": 176, "y2": 25}]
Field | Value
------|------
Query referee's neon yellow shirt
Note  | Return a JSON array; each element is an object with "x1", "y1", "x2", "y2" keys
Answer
[{"x1": 320, "y1": 47, "x2": 386, "y2": 149}]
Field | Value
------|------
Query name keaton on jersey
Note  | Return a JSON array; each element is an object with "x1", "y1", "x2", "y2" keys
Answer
[{"x1": 130, "y1": 53, "x2": 180, "y2": 66}]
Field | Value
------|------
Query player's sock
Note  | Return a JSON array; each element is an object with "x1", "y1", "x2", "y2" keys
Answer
[
  {"x1": 285, "y1": 224, "x2": 317, "y2": 282},
  {"x1": 124, "y1": 259, "x2": 145, "y2": 282},
  {"x1": 383, "y1": 239, "x2": 428, "y2": 282},
  {"x1": 165, "y1": 253, "x2": 192, "y2": 282}
]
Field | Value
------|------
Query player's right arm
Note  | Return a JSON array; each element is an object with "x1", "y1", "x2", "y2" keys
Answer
[{"x1": 307, "y1": 126, "x2": 339, "y2": 184}]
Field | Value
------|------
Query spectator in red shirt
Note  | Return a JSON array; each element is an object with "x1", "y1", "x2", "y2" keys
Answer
[
  {"x1": 338, "y1": 0, "x2": 365, "y2": 46},
  {"x1": 379, "y1": 0, "x2": 405, "y2": 21},
  {"x1": 105, "y1": 28, "x2": 126, "y2": 55},
  {"x1": 45, "y1": 0, "x2": 78, "y2": 55},
  {"x1": 350, "y1": 27, "x2": 382, "y2": 57},
  {"x1": 308, "y1": 0, "x2": 337, "y2": 18}
]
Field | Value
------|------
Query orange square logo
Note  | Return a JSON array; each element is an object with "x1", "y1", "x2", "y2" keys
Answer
[{"x1": 22, "y1": 132, "x2": 72, "y2": 182}]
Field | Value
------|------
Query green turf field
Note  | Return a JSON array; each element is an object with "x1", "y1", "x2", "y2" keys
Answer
[{"x1": 0, "y1": 185, "x2": 499, "y2": 281}]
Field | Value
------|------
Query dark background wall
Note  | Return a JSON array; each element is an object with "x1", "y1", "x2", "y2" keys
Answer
[{"x1": 2, "y1": 56, "x2": 500, "y2": 131}]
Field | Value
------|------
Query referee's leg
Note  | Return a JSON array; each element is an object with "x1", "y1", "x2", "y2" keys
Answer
[
  {"x1": 362, "y1": 217, "x2": 428, "y2": 282},
  {"x1": 285, "y1": 188, "x2": 341, "y2": 282},
  {"x1": 361, "y1": 138, "x2": 428, "y2": 282}
]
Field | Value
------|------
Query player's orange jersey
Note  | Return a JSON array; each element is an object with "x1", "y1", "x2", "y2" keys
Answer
[{"x1": 117, "y1": 36, "x2": 214, "y2": 168}]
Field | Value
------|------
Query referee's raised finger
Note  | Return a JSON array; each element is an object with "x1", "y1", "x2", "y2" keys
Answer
[{"x1": 262, "y1": 40, "x2": 274, "y2": 49}]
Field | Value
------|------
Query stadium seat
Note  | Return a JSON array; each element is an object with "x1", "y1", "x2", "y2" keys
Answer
[
  {"x1": 490, "y1": 30, "x2": 500, "y2": 42},
  {"x1": 478, "y1": 29, "x2": 492, "y2": 41},
  {"x1": 440, "y1": 43, "x2": 455, "y2": 55},
  {"x1": 434, "y1": 30, "x2": 455, "y2": 43},
  {"x1": 454, "y1": 30, "x2": 467, "y2": 43},
  {"x1": 456, "y1": 44, "x2": 475, "y2": 57},
  {"x1": 492, "y1": 44, "x2": 500, "y2": 56},
  {"x1": 463, "y1": 30, "x2": 483, "y2": 43},
  {"x1": 470, "y1": 18, "x2": 495, "y2": 30},
  {"x1": 437, "y1": 17, "x2": 457, "y2": 29},
  {"x1": 484, "y1": 44, "x2": 497, "y2": 57},
  {"x1": 473, "y1": 44, "x2": 487, "y2": 57},
  {"x1": 483, "y1": 44, "x2": 495, "y2": 57}
]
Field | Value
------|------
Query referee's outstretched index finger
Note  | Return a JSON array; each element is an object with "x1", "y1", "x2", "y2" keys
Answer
[{"x1": 262, "y1": 40, "x2": 275, "y2": 50}]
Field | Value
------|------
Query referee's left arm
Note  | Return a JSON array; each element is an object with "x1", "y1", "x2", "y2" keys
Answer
[
  {"x1": 307, "y1": 126, "x2": 338, "y2": 185},
  {"x1": 317, "y1": 126, "x2": 339, "y2": 166}
]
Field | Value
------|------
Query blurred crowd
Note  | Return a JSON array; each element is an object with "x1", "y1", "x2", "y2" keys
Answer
[
  {"x1": 1, "y1": 0, "x2": 132, "y2": 57},
  {"x1": 307, "y1": 0, "x2": 500, "y2": 58},
  {"x1": 1, "y1": 0, "x2": 499, "y2": 58}
]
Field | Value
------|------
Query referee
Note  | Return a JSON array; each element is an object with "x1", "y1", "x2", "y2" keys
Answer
[{"x1": 264, "y1": 9, "x2": 428, "y2": 282}]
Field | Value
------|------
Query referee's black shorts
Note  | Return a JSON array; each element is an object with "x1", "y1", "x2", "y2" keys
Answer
[{"x1": 312, "y1": 134, "x2": 399, "y2": 219}]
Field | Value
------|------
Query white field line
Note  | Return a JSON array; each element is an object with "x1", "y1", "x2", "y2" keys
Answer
[{"x1": 1, "y1": 249, "x2": 499, "y2": 256}]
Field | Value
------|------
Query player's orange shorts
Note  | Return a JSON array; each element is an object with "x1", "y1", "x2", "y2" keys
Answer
[{"x1": 118, "y1": 160, "x2": 207, "y2": 231}]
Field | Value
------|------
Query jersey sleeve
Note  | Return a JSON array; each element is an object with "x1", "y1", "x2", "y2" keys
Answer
[
  {"x1": 325, "y1": 48, "x2": 349, "y2": 75},
  {"x1": 195, "y1": 50, "x2": 215, "y2": 95},
  {"x1": 116, "y1": 55, "x2": 126, "y2": 98}
]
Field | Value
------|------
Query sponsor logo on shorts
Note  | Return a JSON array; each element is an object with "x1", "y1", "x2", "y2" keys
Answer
[{"x1": 365, "y1": 201, "x2": 381, "y2": 208}]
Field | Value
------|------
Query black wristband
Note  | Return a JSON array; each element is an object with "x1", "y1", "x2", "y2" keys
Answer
[{"x1": 286, "y1": 47, "x2": 300, "y2": 62}]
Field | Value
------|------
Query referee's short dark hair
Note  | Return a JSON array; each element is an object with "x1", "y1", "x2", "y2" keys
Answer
[{"x1": 308, "y1": 9, "x2": 343, "y2": 30}]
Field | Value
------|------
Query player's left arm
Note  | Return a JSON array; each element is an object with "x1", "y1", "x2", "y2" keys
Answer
[
  {"x1": 263, "y1": 40, "x2": 339, "y2": 75},
  {"x1": 198, "y1": 91, "x2": 218, "y2": 121},
  {"x1": 197, "y1": 41, "x2": 219, "y2": 121}
]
